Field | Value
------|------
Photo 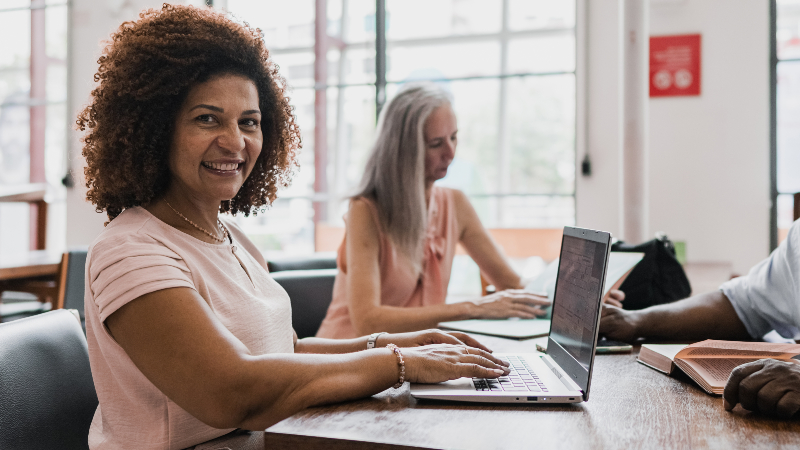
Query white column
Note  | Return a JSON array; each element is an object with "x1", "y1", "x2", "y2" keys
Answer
[{"x1": 620, "y1": 0, "x2": 649, "y2": 244}]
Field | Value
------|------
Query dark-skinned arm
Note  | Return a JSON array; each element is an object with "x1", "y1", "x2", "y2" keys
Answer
[{"x1": 600, "y1": 290, "x2": 751, "y2": 343}]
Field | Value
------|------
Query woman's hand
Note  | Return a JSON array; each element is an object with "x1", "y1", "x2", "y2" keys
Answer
[
  {"x1": 469, "y1": 289, "x2": 551, "y2": 319},
  {"x1": 604, "y1": 289, "x2": 625, "y2": 308},
  {"x1": 380, "y1": 329, "x2": 492, "y2": 352},
  {"x1": 401, "y1": 344, "x2": 510, "y2": 384},
  {"x1": 724, "y1": 359, "x2": 800, "y2": 418}
]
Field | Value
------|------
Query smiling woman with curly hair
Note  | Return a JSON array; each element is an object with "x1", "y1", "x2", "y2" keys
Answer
[
  {"x1": 78, "y1": 4, "x2": 298, "y2": 220},
  {"x1": 79, "y1": 4, "x2": 509, "y2": 449}
]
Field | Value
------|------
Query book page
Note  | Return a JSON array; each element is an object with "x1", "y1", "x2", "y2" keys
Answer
[
  {"x1": 679, "y1": 358, "x2": 760, "y2": 390},
  {"x1": 524, "y1": 252, "x2": 645, "y2": 300},
  {"x1": 676, "y1": 339, "x2": 800, "y2": 361}
]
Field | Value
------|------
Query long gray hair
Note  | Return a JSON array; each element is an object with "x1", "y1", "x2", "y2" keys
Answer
[{"x1": 353, "y1": 83, "x2": 453, "y2": 271}]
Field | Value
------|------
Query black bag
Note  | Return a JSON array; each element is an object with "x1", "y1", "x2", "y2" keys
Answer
[{"x1": 611, "y1": 234, "x2": 692, "y2": 310}]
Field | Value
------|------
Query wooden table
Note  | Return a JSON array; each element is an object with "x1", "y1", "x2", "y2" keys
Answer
[
  {"x1": 0, "y1": 250, "x2": 62, "y2": 304},
  {"x1": 264, "y1": 332, "x2": 800, "y2": 449}
]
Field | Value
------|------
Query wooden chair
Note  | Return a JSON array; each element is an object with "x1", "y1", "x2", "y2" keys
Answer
[
  {"x1": 0, "y1": 183, "x2": 48, "y2": 250},
  {"x1": 54, "y1": 249, "x2": 89, "y2": 331},
  {"x1": 794, "y1": 193, "x2": 800, "y2": 222}
]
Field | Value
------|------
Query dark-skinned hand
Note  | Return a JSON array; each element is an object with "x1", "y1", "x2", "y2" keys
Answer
[{"x1": 723, "y1": 358, "x2": 800, "y2": 419}]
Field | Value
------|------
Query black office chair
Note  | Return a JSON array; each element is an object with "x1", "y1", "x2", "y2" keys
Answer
[
  {"x1": 267, "y1": 252, "x2": 337, "y2": 273},
  {"x1": 271, "y1": 269, "x2": 337, "y2": 338},
  {"x1": 56, "y1": 249, "x2": 88, "y2": 331},
  {"x1": 0, "y1": 309, "x2": 98, "y2": 450}
]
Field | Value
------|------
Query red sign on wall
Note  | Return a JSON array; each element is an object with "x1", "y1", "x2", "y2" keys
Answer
[{"x1": 649, "y1": 34, "x2": 701, "y2": 97}]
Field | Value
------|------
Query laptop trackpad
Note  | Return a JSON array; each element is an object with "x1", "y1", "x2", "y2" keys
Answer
[{"x1": 412, "y1": 377, "x2": 474, "y2": 392}]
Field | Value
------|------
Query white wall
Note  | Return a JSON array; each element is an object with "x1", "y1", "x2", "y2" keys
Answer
[
  {"x1": 65, "y1": 0, "x2": 194, "y2": 247},
  {"x1": 578, "y1": 0, "x2": 771, "y2": 274}
]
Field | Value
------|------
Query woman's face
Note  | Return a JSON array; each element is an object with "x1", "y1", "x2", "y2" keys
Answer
[
  {"x1": 423, "y1": 104, "x2": 457, "y2": 183},
  {"x1": 168, "y1": 73, "x2": 263, "y2": 204}
]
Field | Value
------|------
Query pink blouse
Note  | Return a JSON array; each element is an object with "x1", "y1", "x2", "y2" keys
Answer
[
  {"x1": 84, "y1": 207, "x2": 294, "y2": 449},
  {"x1": 316, "y1": 186, "x2": 459, "y2": 339}
]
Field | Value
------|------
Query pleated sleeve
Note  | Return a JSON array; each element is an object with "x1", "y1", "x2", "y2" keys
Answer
[{"x1": 88, "y1": 234, "x2": 194, "y2": 322}]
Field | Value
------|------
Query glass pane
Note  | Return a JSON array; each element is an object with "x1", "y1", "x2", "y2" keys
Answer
[
  {"x1": 507, "y1": 34, "x2": 575, "y2": 74},
  {"x1": 387, "y1": 41, "x2": 501, "y2": 82},
  {"x1": 0, "y1": 10, "x2": 30, "y2": 67},
  {"x1": 233, "y1": 197, "x2": 316, "y2": 258},
  {"x1": 386, "y1": 0, "x2": 501, "y2": 40},
  {"x1": 777, "y1": 61, "x2": 800, "y2": 194},
  {"x1": 0, "y1": 203, "x2": 30, "y2": 258},
  {"x1": 498, "y1": 195, "x2": 575, "y2": 228},
  {"x1": 778, "y1": 0, "x2": 800, "y2": 60},
  {"x1": 506, "y1": 74, "x2": 575, "y2": 195},
  {"x1": 508, "y1": 0, "x2": 575, "y2": 31},
  {"x1": 46, "y1": 63, "x2": 66, "y2": 102},
  {"x1": 339, "y1": 47, "x2": 376, "y2": 85},
  {"x1": 340, "y1": 0, "x2": 376, "y2": 44},
  {"x1": 45, "y1": 103, "x2": 65, "y2": 186},
  {"x1": 45, "y1": 4, "x2": 67, "y2": 61},
  {"x1": 280, "y1": 87, "x2": 315, "y2": 197},
  {"x1": 0, "y1": 101, "x2": 30, "y2": 185},
  {"x1": 228, "y1": 0, "x2": 315, "y2": 49},
  {"x1": 2, "y1": 1, "x2": 35, "y2": 9},
  {"x1": 0, "y1": 69, "x2": 30, "y2": 110},
  {"x1": 326, "y1": 84, "x2": 376, "y2": 203},
  {"x1": 778, "y1": 194, "x2": 794, "y2": 245},
  {"x1": 270, "y1": 51, "x2": 315, "y2": 88}
]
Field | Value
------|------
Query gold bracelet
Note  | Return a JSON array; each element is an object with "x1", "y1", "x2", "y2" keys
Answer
[{"x1": 386, "y1": 343, "x2": 405, "y2": 389}]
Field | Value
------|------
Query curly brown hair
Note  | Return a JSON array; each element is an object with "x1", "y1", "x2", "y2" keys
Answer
[{"x1": 77, "y1": 4, "x2": 300, "y2": 222}]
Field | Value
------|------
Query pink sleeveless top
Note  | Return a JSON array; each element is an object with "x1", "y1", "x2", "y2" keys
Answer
[{"x1": 316, "y1": 186, "x2": 459, "y2": 339}]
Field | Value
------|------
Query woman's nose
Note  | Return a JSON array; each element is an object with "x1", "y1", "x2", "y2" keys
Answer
[
  {"x1": 216, "y1": 124, "x2": 245, "y2": 152},
  {"x1": 444, "y1": 140, "x2": 456, "y2": 159}
]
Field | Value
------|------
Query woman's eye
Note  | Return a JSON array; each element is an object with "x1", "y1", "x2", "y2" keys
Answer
[
  {"x1": 195, "y1": 114, "x2": 215, "y2": 123},
  {"x1": 428, "y1": 140, "x2": 442, "y2": 148},
  {"x1": 241, "y1": 118, "x2": 259, "y2": 128}
]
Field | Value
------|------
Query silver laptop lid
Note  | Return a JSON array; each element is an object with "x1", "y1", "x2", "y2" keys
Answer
[{"x1": 546, "y1": 226, "x2": 611, "y2": 402}]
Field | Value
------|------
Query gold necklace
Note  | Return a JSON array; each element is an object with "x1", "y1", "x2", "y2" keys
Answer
[{"x1": 165, "y1": 201, "x2": 229, "y2": 243}]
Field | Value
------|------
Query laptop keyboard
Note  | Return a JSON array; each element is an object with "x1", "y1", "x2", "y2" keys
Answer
[{"x1": 473, "y1": 355, "x2": 549, "y2": 393}]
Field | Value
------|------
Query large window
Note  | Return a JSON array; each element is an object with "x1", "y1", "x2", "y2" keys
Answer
[
  {"x1": 228, "y1": 0, "x2": 577, "y2": 258},
  {"x1": 0, "y1": 1, "x2": 68, "y2": 255},
  {"x1": 776, "y1": 0, "x2": 800, "y2": 243}
]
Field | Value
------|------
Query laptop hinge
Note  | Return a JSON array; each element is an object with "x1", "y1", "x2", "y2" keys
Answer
[{"x1": 542, "y1": 355, "x2": 583, "y2": 393}]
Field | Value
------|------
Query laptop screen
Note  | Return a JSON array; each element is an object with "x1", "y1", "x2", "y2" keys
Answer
[{"x1": 547, "y1": 227, "x2": 610, "y2": 399}]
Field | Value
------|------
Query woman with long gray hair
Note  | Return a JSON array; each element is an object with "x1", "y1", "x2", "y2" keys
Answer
[{"x1": 316, "y1": 83, "x2": 583, "y2": 339}]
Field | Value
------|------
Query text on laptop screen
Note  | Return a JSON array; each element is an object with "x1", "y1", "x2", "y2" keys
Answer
[{"x1": 549, "y1": 235, "x2": 608, "y2": 371}]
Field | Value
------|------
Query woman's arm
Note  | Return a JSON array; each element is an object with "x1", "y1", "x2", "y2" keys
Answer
[
  {"x1": 451, "y1": 189, "x2": 522, "y2": 290},
  {"x1": 105, "y1": 287, "x2": 508, "y2": 431},
  {"x1": 295, "y1": 330, "x2": 494, "y2": 354},
  {"x1": 345, "y1": 199, "x2": 548, "y2": 335}
]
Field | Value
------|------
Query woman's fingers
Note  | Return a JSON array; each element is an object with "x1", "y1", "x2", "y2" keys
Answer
[
  {"x1": 504, "y1": 291, "x2": 552, "y2": 306},
  {"x1": 447, "y1": 331, "x2": 493, "y2": 353},
  {"x1": 464, "y1": 347, "x2": 509, "y2": 369},
  {"x1": 458, "y1": 363, "x2": 505, "y2": 379}
]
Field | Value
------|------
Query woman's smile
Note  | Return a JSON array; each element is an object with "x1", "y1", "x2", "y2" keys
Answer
[{"x1": 201, "y1": 160, "x2": 245, "y2": 176}]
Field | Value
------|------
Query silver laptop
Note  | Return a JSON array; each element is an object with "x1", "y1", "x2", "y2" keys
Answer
[{"x1": 410, "y1": 226, "x2": 611, "y2": 403}]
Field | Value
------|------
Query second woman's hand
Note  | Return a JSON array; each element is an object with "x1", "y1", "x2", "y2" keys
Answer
[
  {"x1": 469, "y1": 289, "x2": 551, "y2": 320},
  {"x1": 401, "y1": 344, "x2": 510, "y2": 384}
]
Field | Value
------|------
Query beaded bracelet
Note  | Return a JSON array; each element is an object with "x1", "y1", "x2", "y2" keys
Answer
[{"x1": 386, "y1": 343, "x2": 406, "y2": 389}]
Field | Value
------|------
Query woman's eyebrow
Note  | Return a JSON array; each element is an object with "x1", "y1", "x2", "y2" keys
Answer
[
  {"x1": 189, "y1": 104, "x2": 223, "y2": 112},
  {"x1": 242, "y1": 109, "x2": 261, "y2": 115}
]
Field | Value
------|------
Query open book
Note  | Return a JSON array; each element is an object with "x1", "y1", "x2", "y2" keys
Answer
[
  {"x1": 524, "y1": 252, "x2": 644, "y2": 300},
  {"x1": 638, "y1": 340, "x2": 800, "y2": 395}
]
